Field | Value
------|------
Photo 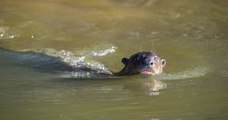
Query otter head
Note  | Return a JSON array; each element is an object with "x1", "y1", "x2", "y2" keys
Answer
[{"x1": 115, "y1": 52, "x2": 166, "y2": 76}]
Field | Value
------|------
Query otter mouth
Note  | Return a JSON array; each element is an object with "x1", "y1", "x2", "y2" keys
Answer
[{"x1": 141, "y1": 68, "x2": 154, "y2": 75}]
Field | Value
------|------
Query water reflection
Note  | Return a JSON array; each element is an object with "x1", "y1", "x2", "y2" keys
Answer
[{"x1": 143, "y1": 79, "x2": 166, "y2": 96}]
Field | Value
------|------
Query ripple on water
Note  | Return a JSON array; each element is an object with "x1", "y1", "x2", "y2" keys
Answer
[{"x1": 154, "y1": 67, "x2": 209, "y2": 80}]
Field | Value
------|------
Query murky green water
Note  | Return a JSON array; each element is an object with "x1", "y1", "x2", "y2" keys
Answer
[{"x1": 0, "y1": 0, "x2": 228, "y2": 120}]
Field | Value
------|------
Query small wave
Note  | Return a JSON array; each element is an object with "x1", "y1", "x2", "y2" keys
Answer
[
  {"x1": 0, "y1": 48, "x2": 75, "y2": 71},
  {"x1": 34, "y1": 45, "x2": 117, "y2": 76},
  {"x1": 154, "y1": 67, "x2": 209, "y2": 80}
]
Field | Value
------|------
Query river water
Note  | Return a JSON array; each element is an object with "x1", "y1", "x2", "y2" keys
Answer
[{"x1": 0, "y1": 0, "x2": 227, "y2": 120}]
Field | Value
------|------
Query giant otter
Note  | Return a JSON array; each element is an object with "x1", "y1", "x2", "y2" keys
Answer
[
  {"x1": 114, "y1": 51, "x2": 166, "y2": 76},
  {"x1": 0, "y1": 48, "x2": 166, "y2": 77}
]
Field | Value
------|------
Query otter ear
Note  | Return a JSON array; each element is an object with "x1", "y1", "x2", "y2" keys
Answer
[
  {"x1": 161, "y1": 59, "x2": 166, "y2": 67},
  {"x1": 122, "y1": 58, "x2": 129, "y2": 65}
]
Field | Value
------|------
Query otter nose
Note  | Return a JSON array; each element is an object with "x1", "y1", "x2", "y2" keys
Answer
[{"x1": 142, "y1": 61, "x2": 153, "y2": 66}]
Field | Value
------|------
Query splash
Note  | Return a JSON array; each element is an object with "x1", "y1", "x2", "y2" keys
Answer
[
  {"x1": 91, "y1": 46, "x2": 117, "y2": 56},
  {"x1": 0, "y1": 27, "x2": 17, "y2": 40},
  {"x1": 34, "y1": 45, "x2": 117, "y2": 78}
]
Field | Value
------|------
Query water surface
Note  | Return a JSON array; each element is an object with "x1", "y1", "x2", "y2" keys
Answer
[{"x1": 0, "y1": 0, "x2": 228, "y2": 120}]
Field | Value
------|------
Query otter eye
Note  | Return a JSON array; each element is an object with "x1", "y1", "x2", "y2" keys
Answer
[{"x1": 151, "y1": 62, "x2": 153, "y2": 65}]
